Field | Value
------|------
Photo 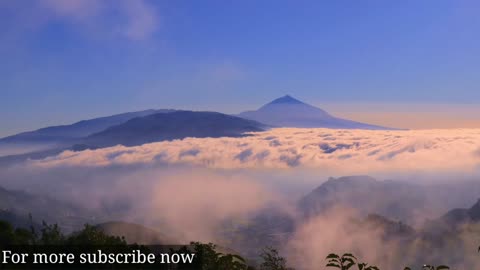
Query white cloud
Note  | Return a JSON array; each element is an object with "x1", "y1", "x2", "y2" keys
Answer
[
  {"x1": 2, "y1": 0, "x2": 160, "y2": 41},
  {"x1": 120, "y1": 0, "x2": 159, "y2": 41},
  {"x1": 41, "y1": 0, "x2": 102, "y2": 20},
  {"x1": 33, "y1": 128, "x2": 480, "y2": 175}
]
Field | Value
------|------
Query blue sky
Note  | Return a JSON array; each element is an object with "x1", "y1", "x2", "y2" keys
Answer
[{"x1": 1, "y1": 0, "x2": 480, "y2": 136}]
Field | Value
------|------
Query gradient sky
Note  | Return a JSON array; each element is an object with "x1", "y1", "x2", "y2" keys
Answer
[{"x1": 1, "y1": 0, "x2": 480, "y2": 136}]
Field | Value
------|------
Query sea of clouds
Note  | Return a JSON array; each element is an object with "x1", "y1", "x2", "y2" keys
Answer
[
  {"x1": 3, "y1": 128, "x2": 480, "y2": 269},
  {"x1": 32, "y1": 128, "x2": 480, "y2": 175}
]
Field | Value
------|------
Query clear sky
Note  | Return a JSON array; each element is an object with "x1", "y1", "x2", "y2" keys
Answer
[{"x1": 1, "y1": 0, "x2": 480, "y2": 136}]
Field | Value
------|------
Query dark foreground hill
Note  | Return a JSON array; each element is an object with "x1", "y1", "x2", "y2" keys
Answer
[
  {"x1": 425, "y1": 198, "x2": 480, "y2": 234},
  {"x1": 0, "y1": 111, "x2": 267, "y2": 165},
  {"x1": 0, "y1": 109, "x2": 174, "y2": 145},
  {"x1": 441, "y1": 198, "x2": 480, "y2": 224},
  {"x1": 298, "y1": 176, "x2": 427, "y2": 222},
  {"x1": 298, "y1": 175, "x2": 480, "y2": 225},
  {"x1": 84, "y1": 111, "x2": 267, "y2": 147}
]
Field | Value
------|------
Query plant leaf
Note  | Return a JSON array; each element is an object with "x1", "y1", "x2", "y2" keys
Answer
[
  {"x1": 327, "y1": 254, "x2": 341, "y2": 259},
  {"x1": 326, "y1": 263, "x2": 341, "y2": 268}
]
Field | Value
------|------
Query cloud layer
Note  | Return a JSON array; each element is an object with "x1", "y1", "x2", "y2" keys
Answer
[
  {"x1": 34, "y1": 128, "x2": 480, "y2": 175},
  {"x1": 4, "y1": 128, "x2": 480, "y2": 269}
]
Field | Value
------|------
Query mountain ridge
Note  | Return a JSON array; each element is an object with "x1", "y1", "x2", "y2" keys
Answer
[
  {"x1": 0, "y1": 109, "x2": 176, "y2": 144},
  {"x1": 0, "y1": 110, "x2": 267, "y2": 164},
  {"x1": 82, "y1": 110, "x2": 267, "y2": 147}
]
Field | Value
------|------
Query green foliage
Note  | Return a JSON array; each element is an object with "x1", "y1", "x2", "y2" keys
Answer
[
  {"x1": 1, "y1": 218, "x2": 473, "y2": 270},
  {"x1": 37, "y1": 221, "x2": 65, "y2": 245},
  {"x1": 0, "y1": 220, "x2": 35, "y2": 246},
  {"x1": 0, "y1": 219, "x2": 129, "y2": 248},
  {"x1": 65, "y1": 224, "x2": 127, "y2": 246}
]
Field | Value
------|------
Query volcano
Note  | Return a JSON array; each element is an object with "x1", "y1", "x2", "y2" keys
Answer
[{"x1": 238, "y1": 95, "x2": 392, "y2": 129}]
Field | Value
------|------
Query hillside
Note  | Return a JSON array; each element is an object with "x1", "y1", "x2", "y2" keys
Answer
[{"x1": 84, "y1": 111, "x2": 267, "y2": 147}]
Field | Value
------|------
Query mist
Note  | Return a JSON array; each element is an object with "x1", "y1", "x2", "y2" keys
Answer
[
  {"x1": 31, "y1": 128, "x2": 480, "y2": 176},
  {"x1": 1, "y1": 128, "x2": 480, "y2": 268},
  {"x1": 287, "y1": 207, "x2": 480, "y2": 269},
  {"x1": 0, "y1": 142, "x2": 57, "y2": 157}
]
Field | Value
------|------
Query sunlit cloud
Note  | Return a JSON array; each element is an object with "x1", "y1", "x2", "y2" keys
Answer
[
  {"x1": 119, "y1": 0, "x2": 159, "y2": 41},
  {"x1": 33, "y1": 128, "x2": 480, "y2": 175}
]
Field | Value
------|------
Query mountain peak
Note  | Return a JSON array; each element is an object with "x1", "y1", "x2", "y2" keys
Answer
[
  {"x1": 468, "y1": 198, "x2": 480, "y2": 219},
  {"x1": 268, "y1": 95, "x2": 305, "y2": 105},
  {"x1": 238, "y1": 95, "x2": 392, "y2": 130}
]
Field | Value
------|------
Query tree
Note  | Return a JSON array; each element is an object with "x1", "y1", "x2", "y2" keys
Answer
[
  {"x1": 259, "y1": 246, "x2": 290, "y2": 270},
  {"x1": 185, "y1": 242, "x2": 252, "y2": 270},
  {"x1": 65, "y1": 224, "x2": 127, "y2": 246},
  {"x1": 37, "y1": 221, "x2": 65, "y2": 245},
  {"x1": 0, "y1": 220, "x2": 35, "y2": 246}
]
